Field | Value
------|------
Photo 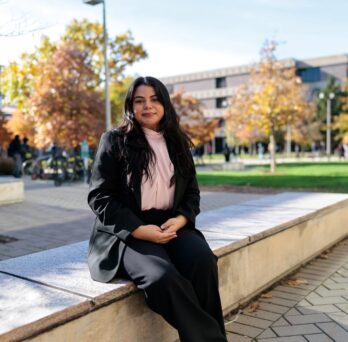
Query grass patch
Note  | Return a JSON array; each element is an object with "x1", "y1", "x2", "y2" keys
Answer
[{"x1": 197, "y1": 162, "x2": 348, "y2": 192}]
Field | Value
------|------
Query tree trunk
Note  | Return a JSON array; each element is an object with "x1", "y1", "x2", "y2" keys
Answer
[{"x1": 269, "y1": 132, "x2": 276, "y2": 173}]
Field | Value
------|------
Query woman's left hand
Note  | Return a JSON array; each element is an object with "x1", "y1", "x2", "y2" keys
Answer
[{"x1": 161, "y1": 214, "x2": 188, "y2": 234}]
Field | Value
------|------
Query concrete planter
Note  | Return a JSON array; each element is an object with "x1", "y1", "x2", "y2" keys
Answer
[{"x1": 0, "y1": 176, "x2": 24, "y2": 205}]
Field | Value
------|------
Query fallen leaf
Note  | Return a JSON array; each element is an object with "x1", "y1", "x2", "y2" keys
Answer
[
  {"x1": 287, "y1": 278, "x2": 308, "y2": 286},
  {"x1": 249, "y1": 303, "x2": 260, "y2": 312},
  {"x1": 261, "y1": 293, "x2": 273, "y2": 299}
]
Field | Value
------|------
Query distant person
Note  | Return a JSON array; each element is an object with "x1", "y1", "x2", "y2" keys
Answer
[
  {"x1": 87, "y1": 76, "x2": 227, "y2": 341},
  {"x1": 295, "y1": 144, "x2": 300, "y2": 158},
  {"x1": 21, "y1": 137, "x2": 32, "y2": 161},
  {"x1": 223, "y1": 142, "x2": 230, "y2": 162},
  {"x1": 194, "y1": 144, "x2": 204, "y2": 165},
  {"x1": 207, "y1": 141, "x2": 213, "y2": 160},
  {"x1": 257, "y1": 142, "x2": 264, "y2": 160},
  {"x1": 7, "y1": 135, "x2": 22, "y2": 178},
  {"x1": 337, "y1": 143, "x2": 345, "y2": 160},
  {"x1": 50, "y1": 143, "x2": 58, "y2": 158}
]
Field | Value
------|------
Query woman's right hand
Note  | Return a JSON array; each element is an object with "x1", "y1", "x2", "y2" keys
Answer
[{"x1": 131, "y1": 225, "x2": 177, "y2": 244}]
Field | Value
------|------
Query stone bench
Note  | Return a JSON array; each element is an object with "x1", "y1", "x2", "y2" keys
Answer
[
  {"x1": 1, "y1": 192, "x2": 348, "y2": 342},
  {"x1": 0, "y1": 176, "x2": 24, "y2": 206}
]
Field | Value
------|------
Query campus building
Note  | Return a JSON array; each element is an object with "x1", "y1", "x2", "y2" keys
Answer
[{"x1": 160, "y1": 54, "x2": 348, "y2": 153}]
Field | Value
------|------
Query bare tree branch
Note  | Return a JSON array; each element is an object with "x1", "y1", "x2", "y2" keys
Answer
[{"x1": 0, "y1": 4, "x2": 51, "y2": 37}]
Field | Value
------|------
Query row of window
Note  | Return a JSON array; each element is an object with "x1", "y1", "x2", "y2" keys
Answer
[
  {"x1": 165, "y1": 67, "x2": 323, "y2": 108},
  {"x1": 215, "y1": 68, "x2": 322, "y2": 87},
  {"x1": 214, "y1": 68, "x2": 321, "y2": 108}
]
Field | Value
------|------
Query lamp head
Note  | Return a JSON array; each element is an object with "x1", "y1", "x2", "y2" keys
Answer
[{"x1": 83, "y1": 0, "x2": 103, "y2": 5}]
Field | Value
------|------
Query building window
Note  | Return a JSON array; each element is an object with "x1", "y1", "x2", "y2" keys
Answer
[
  {"x1": 297, "y1": 67, "x2": 321, "y2": 83},
  {"x1": 216, "y1": 97, "x2": 228, "y2": 108},
  {"x1": 216, "y1": 77, "x2": 226, "y2": 88}
]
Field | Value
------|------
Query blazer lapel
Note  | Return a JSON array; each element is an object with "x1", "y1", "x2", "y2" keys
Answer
[
  {"x1": 133, "y1": 181, "x2": 141, "y2": 210},
  {"x1": 173, "y1": 175, "x2": 184, "y2": 210},
  {"x1": 165, "y1": 139, "x2": 184, "y2": 211}
]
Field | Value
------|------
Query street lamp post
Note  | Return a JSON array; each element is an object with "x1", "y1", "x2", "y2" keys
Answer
[
  {"x1": 83, "y1": 0, "x2": 111, "y2": 131},
  {"x1": 319, "y1": 92, "x2": 335, "y2": 158}
]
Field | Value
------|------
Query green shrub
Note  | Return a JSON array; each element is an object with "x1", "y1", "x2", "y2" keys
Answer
[{"x1": 0, "y1": 158, "x2": 15, "y2": 175}]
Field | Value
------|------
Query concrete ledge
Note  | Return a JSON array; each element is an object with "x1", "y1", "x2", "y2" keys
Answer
[
  {"x1": 0, "y1": 176, "x2": 24, "y2": 205},
  {"x1": 0, "y1": 192, "x2": 348, "y2": 341}
]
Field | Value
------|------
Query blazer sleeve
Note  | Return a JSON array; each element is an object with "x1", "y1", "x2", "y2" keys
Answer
[
  {"x1": 174, "y1": 169, "x2": 200, "y2": 228},
  {"x1": 88, "y1": 131, "x2": 144, "y2": 242}
]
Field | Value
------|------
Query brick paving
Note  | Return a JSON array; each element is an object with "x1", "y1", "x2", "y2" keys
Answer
[{"x1": 225, "y1": 240, "x2": 348, "y2": 341}]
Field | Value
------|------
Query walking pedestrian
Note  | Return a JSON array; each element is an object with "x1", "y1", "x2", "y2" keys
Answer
[
  {"x1": 223, "y1": 142, "x2": 230, "y2": 162},
  {"x1": 87, "y1": 76, "x2": 227, "y2": 341}
]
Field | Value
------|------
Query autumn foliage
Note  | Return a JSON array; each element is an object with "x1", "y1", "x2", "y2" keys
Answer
[
  {"x1": 225, "y1": 40, "x2": 315, "y2": 172},
  {"x1": 171, "y1": 91, "x2": 219, "y2": 145},
  {"x1": 29, "y1": 43, "x2": 105, "y2": 148},
  {"x1": 0, "y1": 19, "x2": 147, "y2": 149},
  {"x1": 0, "y1": 115, "x2": 12, "y2": 149},
  {"x1": 4, "y1": 109, "x2": 36, "y2": 144}
]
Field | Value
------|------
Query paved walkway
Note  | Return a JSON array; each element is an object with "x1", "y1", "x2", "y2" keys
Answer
[
  {"x1": 195, "y1": 155, "x2": 344, "y2": 168},
  {"x1": 225, "y1": 240, "x2": 348, "y2": 341},
  {"x1": 0, "y1": 177, "x2": 266, "y2": 260}
]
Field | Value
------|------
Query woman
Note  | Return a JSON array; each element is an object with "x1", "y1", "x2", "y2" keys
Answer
[{"x1": 88, "y1": 76, "x2": 227, "y2": 341}]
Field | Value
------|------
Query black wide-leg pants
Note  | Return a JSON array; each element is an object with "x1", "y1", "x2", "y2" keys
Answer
[{"x1": 118, "y1": 209, "x2": 227, "y2": 342}]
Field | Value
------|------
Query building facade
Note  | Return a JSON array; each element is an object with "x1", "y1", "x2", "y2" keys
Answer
[{"x1": 160, "y1": 54, "x2": 348, "y2": 152}]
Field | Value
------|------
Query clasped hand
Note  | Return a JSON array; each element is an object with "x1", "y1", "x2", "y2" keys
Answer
[{"x1": 131, "y1": 215, "x2": 188, "y2": 244}]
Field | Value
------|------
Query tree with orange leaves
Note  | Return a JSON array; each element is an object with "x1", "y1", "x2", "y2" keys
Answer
[
  {"x1": 4, "y1": 109, "x2": 37, "y2": 145},
  {"x1": 224, "y1": 83, "x2": 267, "y2": 147},
  {"x1": 225, "y1": 40, "x2": 314, "y2": 172},
  {"x1": 30, "y1": 42, "x2": 105, "y2": 148},
  {"x1": 171, "y1": 91, "x2": 219, "y2": 146},
  {"x1": 0, "y1": 114, "x2": 12, "y2": 150},
  {"x1": 1, "y1": 19, "x2": 146, "y2": 148}
]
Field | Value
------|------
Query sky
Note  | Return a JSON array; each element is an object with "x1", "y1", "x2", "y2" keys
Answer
[{"x1": 0, "y1": 0, "x2": 347, "y2": 78}]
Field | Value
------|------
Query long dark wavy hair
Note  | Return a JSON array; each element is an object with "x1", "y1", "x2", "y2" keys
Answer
[{"x1": 117, "y1": 76, "x2": 195, "y2": 189}]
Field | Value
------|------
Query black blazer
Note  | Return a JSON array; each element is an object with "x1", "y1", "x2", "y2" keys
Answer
[{"x1": 88, "y1": 129, "x2": 200, "y2": 283}]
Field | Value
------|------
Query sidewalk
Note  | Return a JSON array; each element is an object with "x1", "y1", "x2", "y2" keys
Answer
[
  {"x1": 0, "y1": 177, "x2": 266, "y2": 260},
  {"x1": 225, "y1": 240, "x2": 348, "y2": 341},
  {"x1": 195, "y1": 155, "x2": 345, "y2": 170}
]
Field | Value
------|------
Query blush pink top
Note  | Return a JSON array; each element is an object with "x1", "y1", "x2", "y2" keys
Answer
[{"x1": 141, "y1": 127, "x2": 175, "y2": 210}]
